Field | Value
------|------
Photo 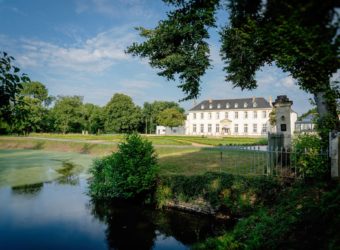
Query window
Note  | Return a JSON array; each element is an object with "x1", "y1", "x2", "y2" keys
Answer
[
  {"x1": 201, "y1": 104, "x2": 205, "y2": 109},
  {"x1": 200, "y1": 124, "x2": 204, "y2": 133},
  {"x1": 216, "y1": 124, "x2": 220, "y2": 133},
  {"x1": 262, "y1": 124, "x2": 267, "y2": 133},
  {"x1": 253, "y1": 124, "x2": 257, "y2": 133},
  {"x1": 201, "y1": 113, "x2": 204, "y2": 119},
  {"x1": 193, "y1": 113, "x2": 196, "y2": 119},
  {"x1": 235, "y1": 103, "x2": 238, "y2": 108},
  {"x1": 253, "y1": 102, "x2": 257, "y2": 108},
  {"x1": 244, "y1": 102, "x2": 248, "y2": 108},
  {"x1": 216, "y1": 112, "x2": 220, "y2": 119},
  {"x1": 234, "y1": 124, "x2": 238, "y2": 133},
  {"x1": 209, "y1": 104, "x2": 213, "y2": 109},
  {"x1": 253, "y1": 111, "x2": 257, "y2": 119},
  {"x1": 225, "y1": 112, "x2": 228, "y2": 119},
  {"x1": 235, "y1": 111, "x2": 238, "y2": 119},
  {"x1": 208, "y1": 112, "x2": 212, "y2": 119},
  {"x1": 193, "y1": 124, "x2": 197, "y2": 133},
  {"x1": 262, "y1": 111, "x2": 267, "y2": 118},
  {"x1": 244, "y1": 124, "x2": 248, "y2": 133},
  {"x1": 226, "y1": 103, "x2": 230, "y2": 108},
  {"x1": 217, "y1": 103, "x2": 221, "y2": 109},
  {"x1": 208, "y1": 124, "x2": 212, "y2": 133},
  {"x1": 244, "y1": 111, "x2": 248, "y2": 119}
]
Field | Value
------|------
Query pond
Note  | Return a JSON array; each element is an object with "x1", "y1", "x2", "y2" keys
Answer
[{"x1": 0, "y1": 149, "x2": 228, "y2": 249}]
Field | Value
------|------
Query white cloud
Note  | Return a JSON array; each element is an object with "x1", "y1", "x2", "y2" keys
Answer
[
  {"x1": 11, "y1": 27, "x2": 136, "y2": 73},
  {"x1": 280, "y1": 76, "x2": 295, "y2": 88}
]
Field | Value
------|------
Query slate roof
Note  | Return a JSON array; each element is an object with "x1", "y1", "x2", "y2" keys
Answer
[
  {"x1": 296, "y1": 114, "x2": 317, "y2": 124},
  {"x1": 189, "y1": 97, "x2": 271, "y2": 111}
]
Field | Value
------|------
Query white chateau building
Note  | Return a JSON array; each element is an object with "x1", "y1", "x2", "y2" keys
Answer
[{"x1": 185, "y1": 97, "x2": 280, "y2": 136}]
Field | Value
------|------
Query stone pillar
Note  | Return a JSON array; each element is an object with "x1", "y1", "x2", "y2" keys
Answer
[
  {"x1": 273, "y1": 95, "x2": 293, "y2": 149},
  {"x1": 329, "y1": 132, "x2": 340, "y2": 178}
]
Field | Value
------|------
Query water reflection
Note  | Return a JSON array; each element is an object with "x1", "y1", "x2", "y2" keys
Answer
[
  {"x1": 89, "y1": 200, "x2": 228, "y2": 250},
  {"x1": 11, "y1": 182, "x2": 44, "y2": 196},
  {"x1": 56, "y1": 161, "x2": 80, "y2": 186}
]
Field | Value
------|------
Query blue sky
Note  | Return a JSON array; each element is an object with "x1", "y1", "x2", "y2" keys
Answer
[{"x1": 0, "y1": 0, "x2": 315, "y2": 114}]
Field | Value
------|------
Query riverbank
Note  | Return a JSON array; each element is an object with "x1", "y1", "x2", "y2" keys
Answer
[{"x1": 155, "y1": 172, "x2": 340, "y2": 250}]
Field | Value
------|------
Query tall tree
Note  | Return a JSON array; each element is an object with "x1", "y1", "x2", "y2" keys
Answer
[
  {"x1": 0, "y1": 51, "x2": 30, "y2": 132},
  {"x1": 83, "y1": 103, "x2": 104, "y2": 134},
  {"x1": 157, "y1": 108, "x2": 186, "y2": 128},
  {"x1": 21, "y1": 81, "x2": 54, "y2": 106},
  {"x1": 13, "y1": 81, "x2": 54, "y2": 134},
  {"x1": 127, "y1": 0, "x2": 340, "y2": 142},
  {"x1": 142, "y1": 101, "x2": 185, "y2": 133},
  {"x1": 104, "y1": 93, "x2": 142, "y2": 133},
  {"x1": 52, "y1": 96, "x2": 85, "y2": 133}
]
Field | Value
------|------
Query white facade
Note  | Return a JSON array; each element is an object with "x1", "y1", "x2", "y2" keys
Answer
[
  {"x1": 185, "y1": 98, "x2": 273, "y2": 136},
  {"x1": 156, "y1": 125, "x2": 185, "y2": 135}
]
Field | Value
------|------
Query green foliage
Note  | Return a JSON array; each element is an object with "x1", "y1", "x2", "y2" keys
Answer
[
  {"x1": 156, "y1": 107, "x2": 185, "y2": 128},
  {"x1": 104, "y1": 93, "x2": 142, "y2": 133},
  {"x1": 156, "y1": 172, "x2": 281, "y2": 215},
  {"x1": 0, "y1": 51, "x2": 30, "y2": 132},
  {"x1": 196, "y1": 182, "x2": 340, "y2": 250},
  {"x1": 127, "y1": 1, "x2": 219, "y2": 101},
  {"x1": 142, "y1": 101, "x2": 184, "y2": 133},
  {"x1": 21, "y1": 81, "x2": 54, "y2": 106},
  {"x1": 128, "y1": 0, "x2": 340, "y2": 140},
  {"x1": 83, "y1": 103, "x2": 104, "y2": 134},
  {"x1": 292, "y1": 134, "x2": 328, "y2": 178},
  {"x1": 51, "y1": 96, "x2": 85, "y2": 133},
  {"x1": 89, "y1": 133, "x2": 159, "y2": 200}
]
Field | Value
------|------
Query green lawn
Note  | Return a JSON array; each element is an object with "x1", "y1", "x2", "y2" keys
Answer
[
  {"x1": 158, "y1": 148, "x2": 267, "y2": 176},
  {"x1": 24, "y1": 133, "x2": 267, "y2": 146}
]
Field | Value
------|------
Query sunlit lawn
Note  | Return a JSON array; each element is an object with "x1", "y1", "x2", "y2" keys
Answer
[{"x1": 24, "y1": 133, "x2": 267, "y2": 146}]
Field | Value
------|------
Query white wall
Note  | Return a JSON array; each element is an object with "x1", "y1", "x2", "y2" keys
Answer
[{"x1": 185, "y1": 109, "x2": 272, "y2": 136}]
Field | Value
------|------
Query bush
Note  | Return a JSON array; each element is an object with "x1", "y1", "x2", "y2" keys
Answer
[
  {"x1": 89, "y1": 133, "x2": 158, "y2": 200},
  {"x1": 292, "y1": 134, "x2": 328, "y2": 178}
]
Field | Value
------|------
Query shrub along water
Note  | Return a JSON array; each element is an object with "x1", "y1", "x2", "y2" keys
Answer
[{"x1": 88, "y1": 133, "x2": 159, "y2": 201}]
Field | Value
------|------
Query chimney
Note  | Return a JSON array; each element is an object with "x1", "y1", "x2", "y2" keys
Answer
[
  {"x1": 252, "y1": 96, "x2": 256, "y2": 103},
  {"x1": 269, "y1": 96, "x2": 273, "y2": 107},
  {"x1": 208, "y1": 99, "x2": 212, "y2": 103}
]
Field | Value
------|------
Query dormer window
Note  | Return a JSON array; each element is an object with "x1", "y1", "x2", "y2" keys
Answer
[
  {"x1": 253, "y1": 102, "x2": 257, "y2": 108},
  {"x1": 234, "y1": 103, "x2": 238, "y2": 108},
  {"x1": 217, "y1": 103, "x2": 221, "y2": 109},
  {"x1": 201, "y1": 104, "x2": 205, "y2": 109},
  {"x1": 226, "y1": 103, "x2": 230, "y2": 108},
  {"x1": 244, "y1": 102, "x2": 248, "y2": 108},
  {"x1": 209, "y1": 104, "x2": 212, "y2": 109}
]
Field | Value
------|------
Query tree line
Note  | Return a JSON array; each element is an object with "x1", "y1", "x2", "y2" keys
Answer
[{"x1": 0, "y1": 53, "x2": 185, "y2": 135}]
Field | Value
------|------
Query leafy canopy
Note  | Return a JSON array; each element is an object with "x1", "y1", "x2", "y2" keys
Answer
[
  {"x1": 89, "y1": 133, "x2": 159, "y2": 200},
  {"x1": 157, "y1": 107, "x2": 186, "y2": 128},
  {"x1": 127, "y1": 0, "x2": 340, "y2": 137},
  {"x1": 104, "y1": 93, "x2": 142, "y2": 133}
]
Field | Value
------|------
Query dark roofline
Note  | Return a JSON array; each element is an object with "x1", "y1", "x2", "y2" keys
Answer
[{"x1": 189, "y1": 97, "x2": 272, "y2": 111}]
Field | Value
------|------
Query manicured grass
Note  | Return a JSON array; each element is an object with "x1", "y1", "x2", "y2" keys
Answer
[
  {"x1": 19, "y1": 133, "x2": 267, "y2": 146},
  {"x1": 159, "y1": 148, "x2": 267, "y2": 176}
]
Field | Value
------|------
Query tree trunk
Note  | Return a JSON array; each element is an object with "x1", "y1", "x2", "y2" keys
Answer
[
  {"x1": 314, "y1": 90, "x2": 340, "y2": 147},
  {"x1": 314, "y1": 92, "x2": 329, "y2": 118}
]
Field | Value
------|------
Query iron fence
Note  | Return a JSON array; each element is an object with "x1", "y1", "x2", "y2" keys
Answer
[{"x1": 206, "y1": 146, "x2": 329, "y2": 178}]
